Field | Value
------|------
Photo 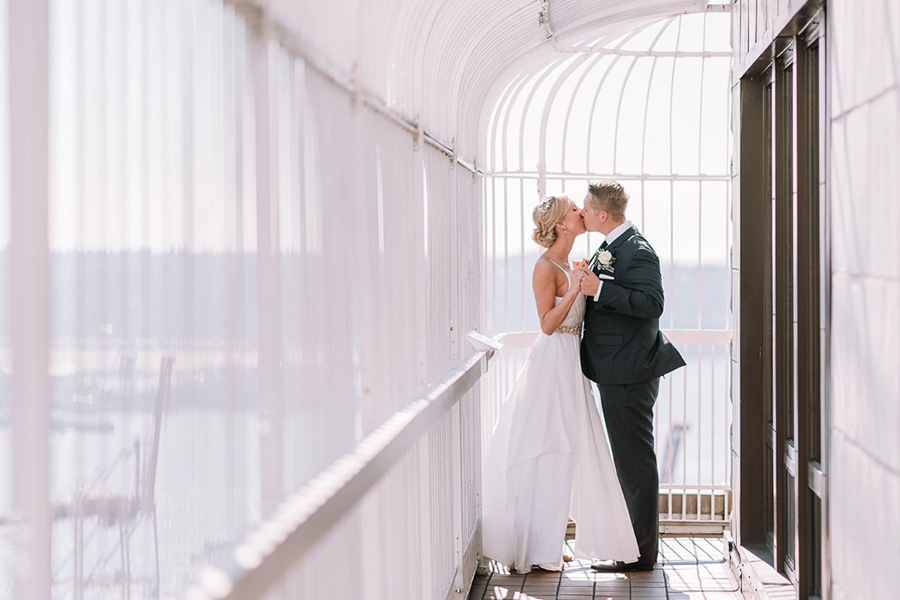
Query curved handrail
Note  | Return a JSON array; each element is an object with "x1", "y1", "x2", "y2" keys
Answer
[{"x1": 186, "y1": 346, "x2": 493, "y2": 600}]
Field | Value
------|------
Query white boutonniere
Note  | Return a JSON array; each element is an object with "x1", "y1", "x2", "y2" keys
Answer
[{"x1": 590, "y1": 249, "x2": 615, "y2": 271}]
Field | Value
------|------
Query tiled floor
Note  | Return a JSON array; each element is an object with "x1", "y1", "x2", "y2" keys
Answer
[{"x1": 469, "y1": 536, "x2": 741, "y2": 599}]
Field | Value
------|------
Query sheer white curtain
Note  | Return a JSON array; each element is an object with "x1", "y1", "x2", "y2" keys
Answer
[{"x1": 2, "y1": 0, "x2": 483, "y2": 598}]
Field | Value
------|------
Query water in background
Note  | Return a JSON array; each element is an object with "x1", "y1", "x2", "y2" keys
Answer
[{"x1": 0, "y1": 399, "x2": 265, "y2": 598}]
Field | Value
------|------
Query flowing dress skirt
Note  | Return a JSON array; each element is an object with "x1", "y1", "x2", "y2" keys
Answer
[{"x1": 482, "y1": 330, "x2": 639, "y2": 572}]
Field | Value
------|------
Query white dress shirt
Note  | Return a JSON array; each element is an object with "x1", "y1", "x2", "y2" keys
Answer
[{"x1": 593, "y1": 220, "x2": 633, "y2": 302}]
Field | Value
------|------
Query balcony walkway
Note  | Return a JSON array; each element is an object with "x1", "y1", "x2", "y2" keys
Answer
[{"x1": 471, "y1": 536, "x2": 739, "y2": 600}]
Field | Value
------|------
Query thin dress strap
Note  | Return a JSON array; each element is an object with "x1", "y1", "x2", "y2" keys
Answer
[
  {"x1": 546, "y1": 258, "x2": 571, "y2": 298},
  {"x1": 546, "y1": 258, "x2": 580, "y2": 335},
  {"x1": 546, "y1": 258, "x2": 570, "y2": 282}
]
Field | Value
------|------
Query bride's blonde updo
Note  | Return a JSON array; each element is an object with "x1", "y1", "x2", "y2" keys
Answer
[{"x1": 531, "y1": 195, "x2": 569, "y2": 248}]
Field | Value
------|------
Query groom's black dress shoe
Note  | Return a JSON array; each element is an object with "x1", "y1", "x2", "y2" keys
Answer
[{"x1": 590, "y1": 560, "x2": 655, "y2": 572}]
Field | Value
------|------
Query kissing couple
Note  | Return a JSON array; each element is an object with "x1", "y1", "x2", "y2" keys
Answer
[{"x1": 482, "y1": 180, "x2": 686, "y2": 573}]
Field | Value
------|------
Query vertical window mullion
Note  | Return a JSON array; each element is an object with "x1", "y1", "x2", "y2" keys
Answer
[
  {"x1": 795, "y1": 27, "x2": 823, "y2": 598},
  {"x1": 772, "y1": 48, "x2": 795, "y2": 575}
]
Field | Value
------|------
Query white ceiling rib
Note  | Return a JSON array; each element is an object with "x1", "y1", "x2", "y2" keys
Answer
[{"x1": 231, "y1": 0, "x2": 723, "y2": 165}]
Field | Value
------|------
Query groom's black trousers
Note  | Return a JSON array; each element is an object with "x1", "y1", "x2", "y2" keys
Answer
[{"x1": 598, "y1": 378, "x2": 660, "y2": 566}]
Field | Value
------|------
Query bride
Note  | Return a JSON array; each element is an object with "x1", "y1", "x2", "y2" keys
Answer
[{"x1": 481, "y1": 195, "x2": 639, "y2": 573}]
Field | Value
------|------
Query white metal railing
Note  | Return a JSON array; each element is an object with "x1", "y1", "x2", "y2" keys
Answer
[
  {"x1": 186, "y1": 347, "x2": 493, "y2": 600},
  {"x1": 656, "y1": 329, "x2": 731, "y2": 532},
  {"x1": 482, "y1": 328, "x2": 732, "y2": 534},
  {"x1": 7, "y1": 3, "x2": 52, "y2": 599}
]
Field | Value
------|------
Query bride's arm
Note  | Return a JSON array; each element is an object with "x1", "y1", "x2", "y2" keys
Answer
[{"x1": 534, "y1": 260, "x2": 583, "y2": 335}]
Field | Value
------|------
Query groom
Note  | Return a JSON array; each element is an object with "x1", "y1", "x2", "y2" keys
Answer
[{"x1": 578, "y1": 181, "x2": 685, "y2": 571}]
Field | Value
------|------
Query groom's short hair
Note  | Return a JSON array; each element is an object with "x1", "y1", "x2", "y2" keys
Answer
[{"x1": 587, "y1": 180, "x2": 628, "y2": 220}]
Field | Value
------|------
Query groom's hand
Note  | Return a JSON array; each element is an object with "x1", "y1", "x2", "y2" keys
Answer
[{"x1": 579, "y1": 268, "x2": 601, "y2": 296}]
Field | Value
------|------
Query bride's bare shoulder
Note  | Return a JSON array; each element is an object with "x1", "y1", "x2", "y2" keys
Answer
[
  {"x1": 532, "y1": 255, "x2": 556, "y2": 278},
  {"x1": 532, "y1": 256, "x2": 562, "y2": 291}
]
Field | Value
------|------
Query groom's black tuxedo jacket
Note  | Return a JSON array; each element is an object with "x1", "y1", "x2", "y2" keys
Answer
[{"x1": 581, "y1": 226, "x2": 685, "y2": 385}]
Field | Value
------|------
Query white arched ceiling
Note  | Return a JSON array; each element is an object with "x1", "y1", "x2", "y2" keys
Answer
[
  {"x1": 260, "y1": 0, "x2": 722, "y2": 163},
  {"x1": 484, "y1": 11, "x2": 733, "y2": 180}
]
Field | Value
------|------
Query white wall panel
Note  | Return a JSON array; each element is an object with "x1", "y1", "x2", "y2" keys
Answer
[
  {"x1": 829, "y1": 430, "x2": 900, "y2": 600},
  {"x1": 829, "y1": 1, "x2": 900, "y2": 598}
]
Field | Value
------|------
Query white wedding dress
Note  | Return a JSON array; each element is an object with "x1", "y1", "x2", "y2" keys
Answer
[{"x1": 482, "y1": 261, "x2": 639, "y2": 572}]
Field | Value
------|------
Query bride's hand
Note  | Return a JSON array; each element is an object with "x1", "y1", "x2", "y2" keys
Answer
[
  {"x1": 571, "y1": 259, "x2": 588, "y2": 270},
  {"x1": 569, "y1": 268, "x2": 586, "y2": 288}
]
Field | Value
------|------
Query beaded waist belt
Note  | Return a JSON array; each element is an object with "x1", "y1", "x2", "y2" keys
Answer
[{"x1": 555, "y1": 324, "x2": 582, "y2": 335}]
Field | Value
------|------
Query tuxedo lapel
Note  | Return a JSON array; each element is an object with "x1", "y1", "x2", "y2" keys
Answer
[{"x1": 606, "y1": 226, "x2": 637, "y2": 253}]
